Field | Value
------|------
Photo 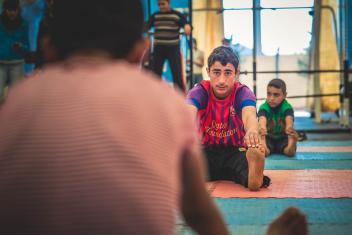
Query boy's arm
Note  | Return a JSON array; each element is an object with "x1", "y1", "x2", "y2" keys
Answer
[
  {"x1": 242, "y1": 106, "x2": 261, "y2": 147},
  {"x1": 188, "y1": 104, "x2": 198, "y2": 116},
  {"x1": 284, "y1": 108, "x2": 296, "y2": 136},
  {"x1": 258, "y1": 116, "x2": 268, "y2": 136},
  {"x1": 285, "y1": 115, "x2": 296, "y2": 136},
  {"x1": 145, "y1": 14, "x2": 155, "y2": 31},
  {"x1": 257, "y1": 108, "x2": 268, "y2": 136},
  {"x1": 181, "y1": 144, "x2": 230, "y2": 235}
]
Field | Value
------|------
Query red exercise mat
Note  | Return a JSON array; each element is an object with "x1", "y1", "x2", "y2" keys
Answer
[
  {"x1": 207, "y1": 170, "x2": 352, "y2": 198},
  {"x1": 297, "y1": 146, "x2": 352, "y2": 152}
]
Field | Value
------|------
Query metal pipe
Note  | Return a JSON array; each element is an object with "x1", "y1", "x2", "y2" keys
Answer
[
  {"x1": 313, "y1": 0, "x2": 322, "y2": 123},
  {"x1": 192, "y1": 6, "x2": 314, "y2": 13},
  {"x1": 342, "y1": 0, "x2": 350, "y2": 127},
  {"x1": 275, "y1": 48, "x2": 280, "y2": 79},
  {"x1": 147, "y1": 0, "x2": 152, "y2": 68},
  {"x1": 147, "y1": 0, "x2": 151, "y2": 19},
  {"x1": 257, "y1": 93, "x2": 341, "y2": 101},
  {"x1": 240, "y1": 69, "x2": 352, "y2": 74},
  {"x1": 339, "y1": 0, "x2": 344, "y2": 125},
  {"x1": 252, "y1": 0, "x2": 258, "y2": 96},
  {"x1": 188, "y1": 0, "x2": 193, "y2": 88}
]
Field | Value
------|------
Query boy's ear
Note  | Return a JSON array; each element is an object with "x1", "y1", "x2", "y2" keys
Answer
[
  {"x1": 235, "y1": 65, "x2": 240, "y2": 79},
  {"x1": 126, "y1": 38, "x2": 148, "y2": 64},
  {"x1": 206, "y1": 67, "x2": 210, "y2": 77}
]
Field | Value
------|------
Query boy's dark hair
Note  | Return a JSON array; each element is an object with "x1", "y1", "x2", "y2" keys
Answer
[
  {"x1": 207, "y1": 46, "x2": 239, "y2": 70},
  {"x1": 51, "y1": 0, "x2": 144, "y2": 60},
  {"x1": 268, "y1": 78, "x2": 287, "y2": 94}
]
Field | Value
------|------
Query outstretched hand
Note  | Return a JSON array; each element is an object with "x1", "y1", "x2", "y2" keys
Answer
[
  {"x1": 244, "y1": 129, "x2": 261, "y2": 148},
  {"x1": 285, "y1": 126, "x2": 298, "y2": 137},
  {"x1": 266, "y1": 207, "x2": 308, "y2": 235}
]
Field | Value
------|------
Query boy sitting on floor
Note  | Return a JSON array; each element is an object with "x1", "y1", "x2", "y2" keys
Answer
[
  {"x1": 187, "y1": 46, "x2": 270, "y2": 191},
  {"x1": 258, "y1": 78, "x2": 298, "y2": 157}
]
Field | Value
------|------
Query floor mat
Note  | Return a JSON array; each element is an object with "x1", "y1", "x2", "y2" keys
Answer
[
  {"x1": 178, "y1": 224, "x2": 352, "y2": 235},
  {"x1": 265, "y1": 159, "x2": 352, "y2": 170},
  {"x1": 297, "y1": 146, "x2": 352, "y2": 152},
  {"x1": 178, "y1": 198, "x2": 352, "y2": 235},
  {"x1": 213, "y1": 198, "x2": 352, "y2": 224},
  {"x1": 208, "y1": 170, "x2": 352, "y2": 198},
  {"x1": 268, "y1": 152, "x2": 352, "y2": 160},
  {"x1": 298, "y1": 140, "x2": 352, "y2": 146}
]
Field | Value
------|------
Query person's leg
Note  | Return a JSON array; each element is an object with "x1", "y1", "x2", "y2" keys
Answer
[
  {"x1": 203, "y1": 147, "x2": 227, "y2": 181},
  {"x1": 283, "y1": 135, "x2": 297, "y2": 157},
  {"x1": 223, "y1": 147, "x2": 269, "y2": 190},
  {"x1": 223, "y1": 148, "x2": 249, "y2": 187},
  {"x1": 151, "y1": 45, "x2": 166, "y2": 78},
  {"x1": 266, "y1": 207, "x2": 308, "y2": 235},
  {"x1": 8, "y1": 63, "x2": 24, "y2": 86},
  {"x1": 246, "y1": 147, "x2": 266, "y2": 191},
  {"x1": 167, "y1": 45, "x2": 185, "y2": 92}
]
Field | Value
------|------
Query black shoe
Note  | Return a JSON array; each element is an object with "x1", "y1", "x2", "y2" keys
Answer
[
  {"x1": 297, "y1": 131, "x2": 307, "y2": 141},
  {"x1": 262, "y1": 175, "x2": 271, "y2": 188}
]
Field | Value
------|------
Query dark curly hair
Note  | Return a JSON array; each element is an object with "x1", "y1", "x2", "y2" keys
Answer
[
  {"x1": 268, "y1": 78, "x2": 287, "y2": 94},
  {"x1": 207, "y1": 46, "x2": 239, "y2": 70},
  {"x1": 50, "y1": 0, "x2": 144, "y2": 60}
]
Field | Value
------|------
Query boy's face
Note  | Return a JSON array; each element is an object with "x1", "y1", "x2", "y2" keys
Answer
[
  {"x1": 266, "y1": 86, "x2": 286, "y2": 108},
  {"x1": 158, "y1": 0, "x2": 170, "y2": 12},
  {"x1": 207, "y1": 61, "x2": 237, "y2": 99}
]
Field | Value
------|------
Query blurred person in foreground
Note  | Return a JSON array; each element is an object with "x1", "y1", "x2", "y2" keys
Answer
[
  {"x1": 0, "y1": 0, "x2": 229, "y2": 234},
  {"x1": 0, "y1": 0, "x2": 308, "y2": 234}
]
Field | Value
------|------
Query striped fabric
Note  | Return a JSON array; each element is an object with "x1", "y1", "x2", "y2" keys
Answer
[
  {"x1": 147, "y1": 10, "x2": 187, "y2": 46},
  {"x1": 0, "y1": 57, "x2": 197, "y2": 235},
  {"x1": 197, "y1": 81, "x2": 246, "y2": 147},
  {"x1": 187, "y1": 81, "x2": 256, "y2": 148}
]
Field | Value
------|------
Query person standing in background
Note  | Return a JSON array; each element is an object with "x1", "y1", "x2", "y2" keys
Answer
[
  {"x1": 146, "y1": 0, "x2": 191, "y2": 92},
  {"x1": 0, "y1": 0, "x2": 29, "y2": 101},
  {"x1": 191, "y1": 38, "x2": 204, "y2": 86}
]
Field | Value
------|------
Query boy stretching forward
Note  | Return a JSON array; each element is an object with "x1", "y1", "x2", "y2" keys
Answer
[
  {"x1": 187, "y1": 46, "x2": 270, "y2": 191},
  {"x1": 258, "y1": 78, "x2": 298, "y2": 157}
]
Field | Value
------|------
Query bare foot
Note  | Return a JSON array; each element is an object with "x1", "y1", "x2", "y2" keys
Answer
[
  {"x1": 266, "y1": 207, "x2": 308, "y2": 235},
  {"x1": 246, "y1": 147, "x2": 265, "y2": 191},
  {"x1": 284, "y1": 135, "x2": 298, "y2": 157}
]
